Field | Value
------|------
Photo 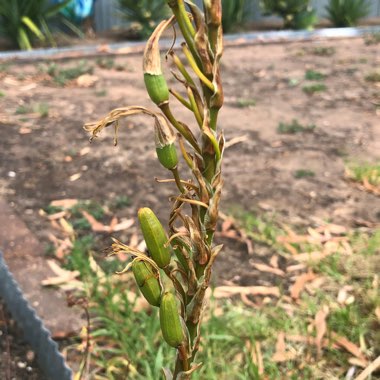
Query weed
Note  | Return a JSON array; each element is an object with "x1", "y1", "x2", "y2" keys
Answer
[
  {"x1": 34, "y1": 102, "x2": 49, "y2": 118},
  {"x1": 288, "y1": 78, "x2": 300, "y2": 87},
  {"x1": 0, "y1": 91, "x2": 5, "y2": 98},
  {"x1": 95, "y1": 89, "x2": 107, "y2": 97},
  {"x1": 234, "y1": 98, "x2": 256, "y2": 108},
  {"x1": 0, "y1": 63, "x2": 10, "y2": 72},
  {"x1": 326, "y1": 0, "x2": 370, "y2": 27},
  {"x1": 302, "y1": 83, "x2": 327, "y2": 94},
  {"x1": 364, "y1": 32, "x2": 380, "y2": 45},
  {"x1": 44, "y1": 61, "x2": 93, "y2": 86},
  {"x1": 15, "y1": 105, "x2": 30, "y2": 115},
  {"x1": 294, "y1": 169, "x2": 315, "y2": 179},
  {"x1": 346, "y1": 162, "x2": 380, "y2": 187},
  {"x1": 110, "y1": 195, "x2": 131, "y2": 209},
  {"x1": 277, "y1": 119, "x2": 316, "y2": 134},
  {"x1": 43, "y1": 205, "x2": 64, "y2": 215},
  {"x1": 305, "y1": 69, "x2": 325, "y2": 81},
  {"x1": 95, "y1": 58, "x2": 115, "y2": 70},
  {"x1": 70, "y1": 200, "x2": 105, "y2": 220},
  {"x1": 365, "y1": 72, "x2": 380, "y2": 83},
  {"x1": 311, "y1": 46, "x2": 336, "y2": 56}
]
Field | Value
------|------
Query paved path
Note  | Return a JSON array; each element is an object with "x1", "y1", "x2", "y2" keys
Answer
[{"x1": 0, "y1": 198, "x2": 83, "y2": 337}]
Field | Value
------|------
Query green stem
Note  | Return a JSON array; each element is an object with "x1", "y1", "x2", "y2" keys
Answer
[
  {"x1": 171, "y1": 167, "x2": 185, "y2": 193},
  {"x1": 182, "y1": 44, "x2": 215, "y2": 92},
  {"x1": 160, "y1": 103, "x2": 201, "y2": 154}
]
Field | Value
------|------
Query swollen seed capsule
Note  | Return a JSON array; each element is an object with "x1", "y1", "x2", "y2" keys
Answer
[
  {"x1": 138, "y1": 208, "x2": 171, "y2": 268},
  {"x1": 144, "y1": 74, "x2": 169, "y2": 106},
  {"x1": 160, "y1": 292, "x2": 184, "y2": 347},
  {"x1": 132, "y1": 260, "x2": 162, "y2": 307},
  {"x1": 154, "y1": 114, "x2": 178, "y2": 170},
  {"x1": 156, "y1": 144, "x2": 178, "y2": 170}
]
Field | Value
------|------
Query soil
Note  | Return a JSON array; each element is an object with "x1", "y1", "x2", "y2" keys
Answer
[
  {"x1": 0, "y1": 301, "x2": 46, "y2": 380},
  {"x1": 0, "y1": 37, "x2": 379, "y2": 288}
]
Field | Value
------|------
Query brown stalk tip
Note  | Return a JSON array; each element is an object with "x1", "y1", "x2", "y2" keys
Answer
[{"x1": 204, "y1": 0, "x2": 222, "y2": 26}]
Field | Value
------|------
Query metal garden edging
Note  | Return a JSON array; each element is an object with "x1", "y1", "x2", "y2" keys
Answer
[
  {"x1": 0, "y1": 25, "x2": 379, "y2": 62},
  {"x1": 0, "y1": 251, "x2": 73, "y2": 380}
]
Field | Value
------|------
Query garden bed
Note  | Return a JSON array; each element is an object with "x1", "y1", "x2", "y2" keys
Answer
[{"x1": 0, "y1": 35, "x2": 379, "y2": 378}]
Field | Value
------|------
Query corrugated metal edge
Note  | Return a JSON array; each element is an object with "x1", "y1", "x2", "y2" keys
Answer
[
  {"x1": 0, "y1": 25, "x2": 379, "y2": 62},
  {"x1": 0, "y1": 251, "x2": 73, "y2": 380}
]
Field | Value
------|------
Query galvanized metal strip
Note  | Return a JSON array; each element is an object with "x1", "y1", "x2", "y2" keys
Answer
[{"x1": 0, "y1": 251, "x2": 73, "y2": 380}]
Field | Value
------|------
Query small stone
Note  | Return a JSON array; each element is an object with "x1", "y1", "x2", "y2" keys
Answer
[
  {"x1": 17, "y1": 361, "x2": 27, "y2": 369},
  {"x1": 8, "y1": 171, "x2": 16, "y2": 178},
  {"x1": 26, "y1": 350, "x2": 35, "y2": 362}
]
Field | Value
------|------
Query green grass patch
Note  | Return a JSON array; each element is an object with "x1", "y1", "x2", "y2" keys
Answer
[
  {"x1": 365, "y1": 72, "x2": 380, "y2": 83},
  {"x1": 364, "y1": 32, "x2": 380, "y2": 45},
  {"x1": 110, "y1": 195, "x2": 131, "y2": 210},
  {"x1": 234, "y1": 98, "x2": 256, "y2": 108},
  {"x1": 277, "y1": 119, "x2": 316, "y2": 134},
  {"x1": 302, "y1": 83, "x2": 327, "y2": 94},
  {"x1": 311, "y1": 46, "x2": 336, "y2": 56},
  {"x1": 304, "y1": 70, "x2": 325, "y2": 81},
  {"x1": 95, "y1": 89, "x2": 107, "y2": 97},
  {"x1": 95, "y1": 57, "x2": 115, "y2": 70},
  {"x1": 43, "y1": 61, "x2": 94, "y2": 86},
  {"x1": 0, "y1": 91, "x2": 5, "y2": 98},
  {"x1": 294, "y1": 169, "x2": 315, "y2": 179},
  {"x1": 346, "y1": 162, "x2": 380, "y2": 187}
]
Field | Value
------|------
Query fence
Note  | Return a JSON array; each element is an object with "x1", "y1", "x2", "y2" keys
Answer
[{"x1": 94, "y1": 0, "x2": 380, "y2": 32}]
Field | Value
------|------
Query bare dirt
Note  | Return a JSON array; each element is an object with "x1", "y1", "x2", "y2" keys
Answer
[{"x1": 0, "y1": 37, "x2": 379, "y2": 286}]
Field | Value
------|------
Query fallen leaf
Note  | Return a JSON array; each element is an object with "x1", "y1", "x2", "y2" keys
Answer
[
  {"x1": 354, "y1": 355, "x2": 380, "y2": 380},
  {"x1": 69, "y1": 173, "x2": 82, "y2": 182},
  {"x1": 250, "y1": 261, "x2": 285, "y2": 277},
  {"x1": 76, "y1": 74, "x2": 99, "y2": 87},
  {"x1": 348, "y1": 358, "x2": 368, "y2": 369},
  {"x1": 213, "y1": 285, "x2": 280, "y2": 298},
  {"x1": 79, "y1": 146, "x2": 91, "y2": 156},
  {"x1": 51, "y1": 199, "x2": 78, "y2": 209},
  {"x1": 269, "y1": 255, "x2": 279, "y2": 268},
  {"x1": 315, "y1": 305, "x2": 329, "y2": 356},
  {"x1": 19, "y1": 127, "x2": 32, "y2": 134},
  {"x1": 272, "y1": 332, "x2": 297, "y2": 362},
  {"x1": 113, "y1": 218, "x2": 135, "y2": 232},
  {"x1": 225, "y1": 134, "x2": 249, "y2": 148},
  {"x1": 331, "y1": 333, "x2": 367, "y2": 362},
  {"x1": 293, "y1": 251, "x2": 331, "y2": 263},
  {"x1": 290, "y1": 271, "x2": 317, "y2": 300},
  {"x1": 59, "y1": 218, "x2": 75, "y2": 238},
  {"x1": 82, "y1": 210, "x2": 109, "y2": 232},
  {"x1": 47, "y1": 211, "x2": 68, "y2": 220}
]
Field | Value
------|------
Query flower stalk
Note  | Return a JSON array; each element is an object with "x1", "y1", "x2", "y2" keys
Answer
[{"x1": 84, "y1": 1, "x2": 224, "y2": 378}]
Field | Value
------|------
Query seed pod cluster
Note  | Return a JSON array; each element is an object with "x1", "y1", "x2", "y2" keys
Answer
[
  {"x1": 138, "y1": 207, "x2": 171, "y2": 268},
  {"x1": 159, "y1": 292, "x2": 184, "y2": 347},
  {"x1": 132, "y1": 260, "x2": 162, "y2": 307}
]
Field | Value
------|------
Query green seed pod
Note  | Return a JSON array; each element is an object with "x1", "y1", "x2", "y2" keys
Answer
[
  {"x1": 143, "y1": 19, "x2": 172, "y2": 106},
  {"x1": 138, "y1": 208, "x2": 171, "y2": 268},
  {"x1": 160, "y1": 292, "x2": 184, "y2": 347},
  {"x1": 132, "y1": 260, "x2": 162, "y2": 307},
  {"x1": 144, "y1": 74, "x2": 170, "y2": 106},
  {"x1": 154, "y1": 114, "x2": 178, "y2": 170}
]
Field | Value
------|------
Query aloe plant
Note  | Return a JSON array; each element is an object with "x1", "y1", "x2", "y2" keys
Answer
[
  {"x1": 0, "y1": 0, "x2": 72, "y2": 50},
  {"x1": 326, "y1": 0, "x2": 370, "y2": 27},
  {"x1": 85, "y1": 1, "x2": 224, "y2": 378},
  {"x1": 117, "y1": 0, "x2": 170, "y2": 39}
]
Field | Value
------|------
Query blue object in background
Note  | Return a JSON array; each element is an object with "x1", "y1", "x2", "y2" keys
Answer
[{"x1": 54, "y1": 0, "x2": 95, "y2": 22}]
